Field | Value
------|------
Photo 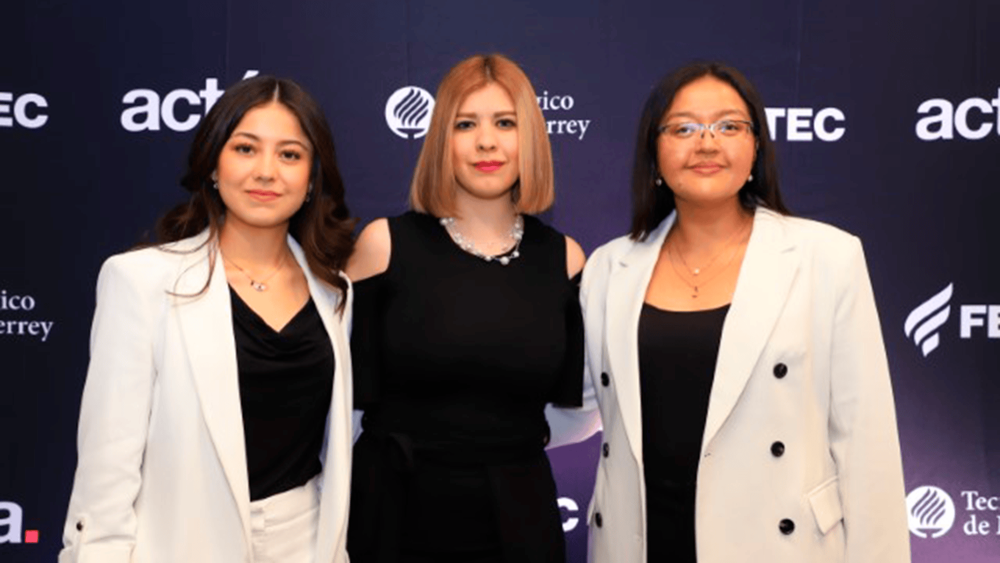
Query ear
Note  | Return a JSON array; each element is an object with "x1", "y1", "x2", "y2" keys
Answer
[{"x1": 211, "y1": 170, "x2": 218, "y2": 181}]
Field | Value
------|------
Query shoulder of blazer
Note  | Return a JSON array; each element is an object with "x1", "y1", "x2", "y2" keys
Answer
[
  {"x1": 763, "y1": 211, "x2": 863, "y2": 270},
  {"x1": 97, "y1": 231, "x2": 213, "y2": 296},
  {"x1": 583, "y1": 234, "x2": 633, "y2": 276},
  {"x1": 581, "y1": 214, "x2": 675, "y2": 301}
]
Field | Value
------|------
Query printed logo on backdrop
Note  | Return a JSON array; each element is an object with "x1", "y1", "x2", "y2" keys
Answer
[
  {"x1": 383, "y1": 86, "x2": 594, "y2": 141},
  {"x1": 907, "y1": 486, "x2": 1000, "y2": 539},
  {"x1": 0, "y1": 289, "x2": 54, "y2": 342},
  {"x1": 121, "y1": 70, "x2": 259, "y2": 132},
  {"x1": 559, "y1": 497, "x2": 580, "y2": 532},
  {"x1": 385, "y1": 87, "x2": 434, "y2": 139},
  {"x1": 916, "y1": 88, "x2": 1000, "y2": 141},
  {"x1": 0, "y1": 91, "x2": 49, "y2": 129},
  {"x1": 907, "y1": 486, "x2": 956, "y2": 538},
  {"x1": 0, "y1": 501, "x2": 39, "y2": 545},
  {"x1": 905, "y1": 283, "x2": 953, "y2": 357},
  {"x1": 904, "y1": 283, "x2": 1000, "y2": 357},
  {"x1": 764, "y1": 107, "x2": 845, "y2": 142},
  {"x1": 537, "y1": 90, "x2": 591, "y2": 141}
]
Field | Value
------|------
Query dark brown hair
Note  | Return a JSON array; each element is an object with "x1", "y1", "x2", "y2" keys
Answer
[
  {"x1": 630, "y1": 61, "x2": 789, "y2": 240},
  {"x1": 156, "y1": 75, "x2": 354, "y2": 306}
]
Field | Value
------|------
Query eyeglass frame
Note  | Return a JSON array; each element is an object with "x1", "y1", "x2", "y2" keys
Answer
[{"x1": 656, "y1": 119, "x2": 757, "y2": 141}]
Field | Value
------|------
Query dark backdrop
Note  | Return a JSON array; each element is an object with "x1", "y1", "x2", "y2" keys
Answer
[{"x1": 3, "y1": 1, "x2": 999, "y2": 561}]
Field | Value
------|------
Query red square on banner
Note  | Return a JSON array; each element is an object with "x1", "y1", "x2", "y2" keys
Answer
[{"x1": 24, "y1": 530, "x2": 39, "y2": 543}]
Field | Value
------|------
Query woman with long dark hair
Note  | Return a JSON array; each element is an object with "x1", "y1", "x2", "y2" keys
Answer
[
  {"x1": 581, "y1": 62, "x2": 909, "y2": 562},
  {"x1": 60, "y1": 76, "x2": 355, "y2": 563}
]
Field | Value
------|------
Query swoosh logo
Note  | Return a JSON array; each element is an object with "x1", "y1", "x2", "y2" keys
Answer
[{"x1": 904, "y1": 283, "x2": 953, "y2": 357}]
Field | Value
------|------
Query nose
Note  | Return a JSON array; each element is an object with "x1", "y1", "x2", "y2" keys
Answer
[
  {"x1": 254, "y1": 153, "x2": 276, "y2": 182},
  {"x1": 476, "y1": 123, "x2": 497, "y2": 151},
  {"x1": 695, "y1": 126, "x2": 720, "y2": 151}
]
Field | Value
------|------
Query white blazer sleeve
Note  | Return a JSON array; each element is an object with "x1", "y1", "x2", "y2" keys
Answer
[
  {"x1": 828, "y1": 238, "x2": 911, "y2": 562},
  {"x1": 60, "y1": 255, "x2": 157, "y2": 563}
]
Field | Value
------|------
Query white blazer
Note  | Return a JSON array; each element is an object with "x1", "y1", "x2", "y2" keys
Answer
[
  {"x1": 60, "y1": 232, "x2": 353, "y2": 563},
  {"x1": 581, "y1": 208, "x2": 910, "y2": 563}
]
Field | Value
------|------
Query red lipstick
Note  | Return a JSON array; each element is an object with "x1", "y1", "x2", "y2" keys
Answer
[{"x1": 475, "y1": 161, "x2": 504, "y2": 172}]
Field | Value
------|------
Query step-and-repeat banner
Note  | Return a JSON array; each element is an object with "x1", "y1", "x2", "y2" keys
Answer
[{"x1": 3, "y1": 1, "x2": 998, "y2": 561}]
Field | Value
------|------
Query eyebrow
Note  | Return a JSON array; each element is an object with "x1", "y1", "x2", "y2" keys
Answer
[
  {"x1": 455, "y1": 110, "x2": 517, "y2": 119},
  {"x1": 662, "y1": 109, "x2": 748, "y2": 122},
  {"x1": 231, "y1": 131, "x2": 311, "y2": 150}
]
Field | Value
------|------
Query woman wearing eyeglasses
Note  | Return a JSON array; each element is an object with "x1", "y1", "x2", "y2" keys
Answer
[{"x1": 580, "y1": 62, "x2": 909, "y2": 563}]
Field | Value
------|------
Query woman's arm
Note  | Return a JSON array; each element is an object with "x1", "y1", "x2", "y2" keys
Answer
[
  {"x1": 60, "y1": 255, "x2": 157, "y2": 563},
  {"x1": 546, "y1": 239, "x2": 602, "y2": 449},
  {"x1": 828, "y1": 237, "x2": 910, "y2": 562},
  {"x1": 345, "y1": 219, "x2": 391, "y2": 283},
  {"x1": 346, "y1": 219, "x2": 392, "y2": 443}
]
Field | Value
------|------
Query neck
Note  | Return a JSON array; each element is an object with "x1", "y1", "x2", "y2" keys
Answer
[
  {"x1": 218, "y1": 219, "x2": 291, "y2": 268},
  {"x1": 450, "y1": 190, "x2": 519, "y2": 238},
  {"x1": 671, "y1": 198, "x2": 752, "y2": 250}
]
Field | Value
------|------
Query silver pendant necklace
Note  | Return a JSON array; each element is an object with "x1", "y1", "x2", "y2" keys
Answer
[
  {"x1": 221, "y1": 251, "x2": 286, "y2": 292},
  {"x1": 439, "y1": 214, "x2": 525, "y2": 265}
]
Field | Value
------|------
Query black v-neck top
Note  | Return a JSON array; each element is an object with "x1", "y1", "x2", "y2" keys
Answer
[
  {"x1": 638, "y1": 302, "x2": 730, "y2": 563},
  {"x1": 230, "y1": 287, "x2": 335, "y2": 501}
]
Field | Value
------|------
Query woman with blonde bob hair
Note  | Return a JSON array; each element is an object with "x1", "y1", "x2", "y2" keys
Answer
[
  {"x1": 409, "y1": 54, "x2": 554, "y2": 216},
  {"x1": 346, "y1": 53, "x2": 591, "y2": 563}
]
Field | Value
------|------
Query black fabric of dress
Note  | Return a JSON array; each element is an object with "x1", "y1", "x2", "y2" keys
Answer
[
  {"x1": 348, "y1": 211, "x2": 584, "y2": 563},
  {"x1": 230, "y1": 288, "x2": 335, "y2": 502},
  {"x1": 638, "y1": 302, "x2": 729, "y2": 563}
]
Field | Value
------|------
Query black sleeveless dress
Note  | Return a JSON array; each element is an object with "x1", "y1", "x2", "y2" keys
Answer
[{"x1": 348, "y1": 211, "x2": 584, "y2": 563}]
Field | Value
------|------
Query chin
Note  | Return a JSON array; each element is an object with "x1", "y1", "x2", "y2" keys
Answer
[
  {"x1": 459, "y1": 183, "x2": 516, "y2": 201},
  {"x1": 228, "y1": 210, "x2": 298, "y2": 230}
]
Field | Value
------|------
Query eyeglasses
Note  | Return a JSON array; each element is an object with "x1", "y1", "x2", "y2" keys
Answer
[{"x1": 657, "y1": 119, "x2": 755, "y2": 141}]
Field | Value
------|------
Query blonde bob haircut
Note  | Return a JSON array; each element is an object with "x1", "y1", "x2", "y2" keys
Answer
[{"x1": 409, "y1": 54, "x2": 554, "y2": 216}]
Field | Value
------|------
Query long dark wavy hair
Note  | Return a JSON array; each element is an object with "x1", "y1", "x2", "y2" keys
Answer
[
  {"x1": 155, "y1": 75, "x2": 354, "y2": 308},
  {"x1": 630, "y1": 61, "x2": 790, "y2": 241}
]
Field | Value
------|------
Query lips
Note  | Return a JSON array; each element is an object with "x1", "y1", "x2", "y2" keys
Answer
[
  {"x1": 247, "y1": 190, "x2": 280, "y2": 202},
  {"x1": 690, "y1": 162, "x2": 723, "y2": 174},
  {"x1": 474, "y1": 161, "x2": 504, "y2": 172}
]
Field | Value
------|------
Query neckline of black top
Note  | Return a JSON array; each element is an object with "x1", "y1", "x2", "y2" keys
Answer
[
  {"x1": 641, "y1": 302, "x2": 732, "y2": 314},
  {"x1": 229, "y1": 285, "x2": 314, "y2": 337}
]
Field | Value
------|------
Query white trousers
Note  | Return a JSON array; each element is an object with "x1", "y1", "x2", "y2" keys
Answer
[{"x1": 249, "y1": 475, "x2": 320, "y2": 563}]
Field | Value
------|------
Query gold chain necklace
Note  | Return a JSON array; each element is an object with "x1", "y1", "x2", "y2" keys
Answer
[
  {"x1": 673, "y1": 219, "x2": 751, "y2": 277},
  {"x1": 667, "y1": 222, "x2": 751, "y2": 299}
]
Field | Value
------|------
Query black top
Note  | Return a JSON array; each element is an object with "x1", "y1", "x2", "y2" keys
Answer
[
  {"x1": 638, "y1": 302, "x2": 729, "y2": 563},
  {"x1": 230, "y1": 288, "x2": 335, "y2": 502},
  {"x1": 348, "y1": 211, "x2": 584, "y2": 563}
]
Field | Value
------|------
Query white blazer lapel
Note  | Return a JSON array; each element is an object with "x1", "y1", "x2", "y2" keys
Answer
[
  {"x1": 701, "y1": 209, "x2": 799, "y2": 454},
  {"x1": 287, "y1": 238, "x2": 352, "y2": 560},
  {"x1": 172, "y1": 237, "x2": 253, "y2": 545},
  {"x1": 605, "y1": 213, "x2": 676, "y2": 462}
]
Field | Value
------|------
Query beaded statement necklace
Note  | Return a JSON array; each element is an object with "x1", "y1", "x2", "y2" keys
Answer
[{"x1": 440, "y1": 215, "x2": 525, "y2": 266}]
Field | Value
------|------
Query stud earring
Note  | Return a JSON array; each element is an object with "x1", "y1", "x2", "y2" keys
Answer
[
  {"x1": 655, "y1": 177, "x2": 663, "y2": 186},
  {"x1": 747, "y1": 174, "x2": 754, "y2": 183}
]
